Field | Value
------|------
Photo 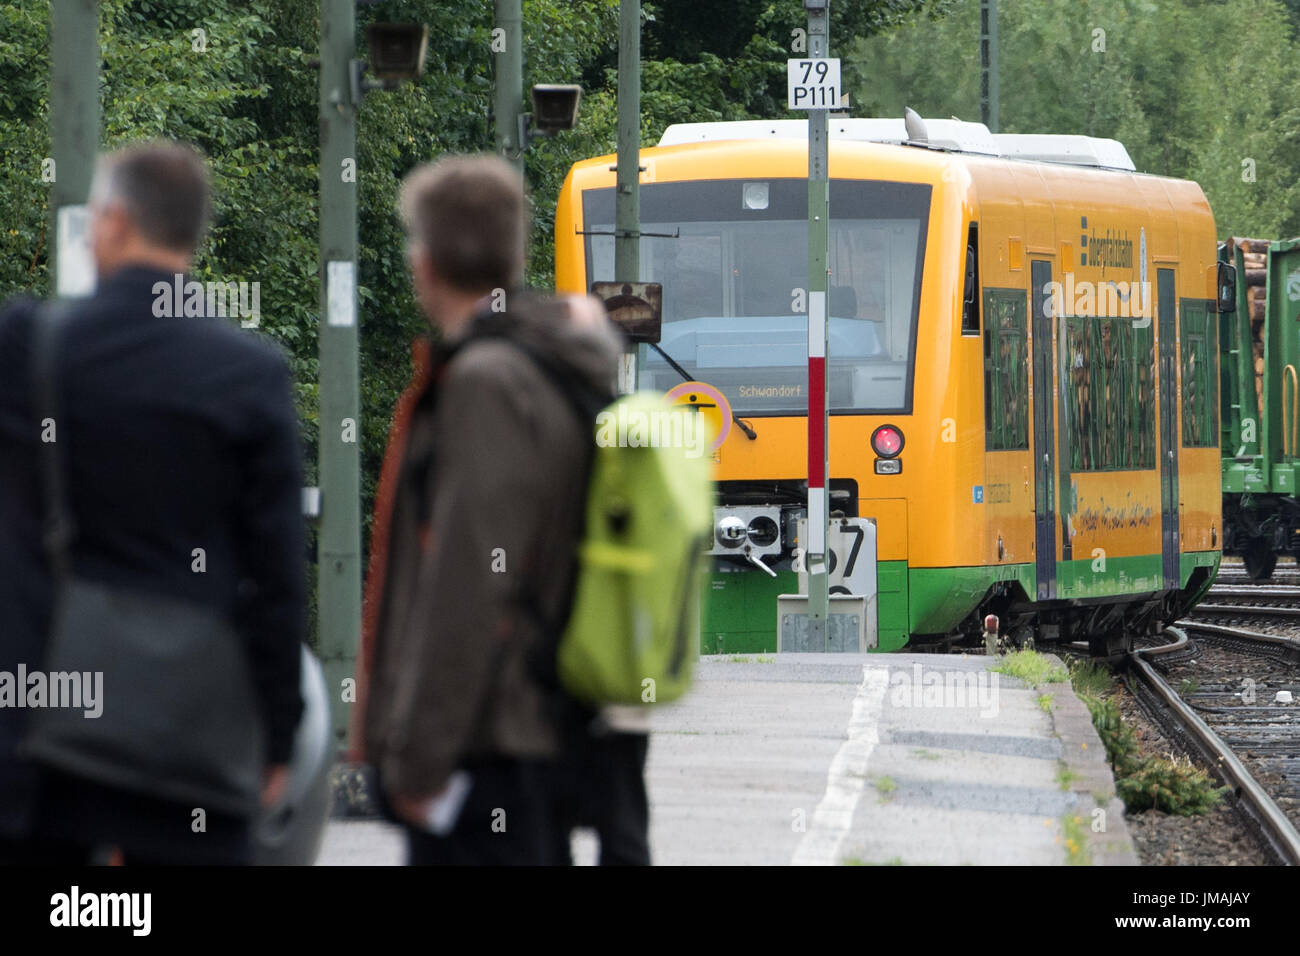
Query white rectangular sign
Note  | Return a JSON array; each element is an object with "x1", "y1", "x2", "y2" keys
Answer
[
  {"x1": 787, "y1": 58, "x2": 841, "y2": 110},
  {"x1": 56, "y1": 204, "x2": 96, "y2": 297},
  {"x1": 327, "y1": 260, "x2": 355, "y2": 327},
  {"x1": 797, "y1": 517, "x2": 877, "y2": 599}
]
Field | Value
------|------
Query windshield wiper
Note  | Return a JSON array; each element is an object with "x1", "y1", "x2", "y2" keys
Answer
[{"x1": 649, "y1": 343, "x2": 757, "y2": 440}]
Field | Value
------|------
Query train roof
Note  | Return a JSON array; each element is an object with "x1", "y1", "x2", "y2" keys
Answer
[{"x1": 657, "y1": 117, "x2": 1137, "y2": 172}]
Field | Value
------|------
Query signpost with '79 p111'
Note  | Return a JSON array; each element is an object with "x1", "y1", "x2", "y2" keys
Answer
[{"x1": 785, "y1": 0, "x2": 839, "y2": 651}]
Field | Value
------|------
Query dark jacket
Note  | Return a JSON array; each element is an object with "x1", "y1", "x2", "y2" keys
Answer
[
  {"x1": 363, "y1": 297, "x2": 622, "y2": 798},
  {"x1": 0, "y1": 265, "x2": 305, "y2": 841}
]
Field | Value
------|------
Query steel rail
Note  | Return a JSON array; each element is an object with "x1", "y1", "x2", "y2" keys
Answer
[{"x1": 1129, "y1": 626, "x2": 1300, "y2": 865}]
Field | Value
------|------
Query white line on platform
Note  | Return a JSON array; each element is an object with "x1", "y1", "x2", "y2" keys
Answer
[{"x1": 791, "y1": 665, "x2": 890, "y2": 866}]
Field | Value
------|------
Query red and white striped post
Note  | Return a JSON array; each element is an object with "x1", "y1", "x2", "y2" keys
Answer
[{"x1": 804, "y1": 0, "x2": 831, "y2": 648}]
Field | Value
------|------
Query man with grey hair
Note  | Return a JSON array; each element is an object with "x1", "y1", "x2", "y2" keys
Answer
[
  {"x1": 359, "y1": 153, "x2": 626, "y2": 865},
  {"x1": 0, "y1": 140, "x2": 305, "y2": 864}
]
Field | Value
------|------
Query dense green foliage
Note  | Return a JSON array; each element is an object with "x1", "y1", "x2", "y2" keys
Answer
[
  {"x1": 6, "y1": 0, "x2": 1300, "y2": 621},
  {"x1": 0, "y1": 0, "x2": 933, "y2": 569},
  {"x1": 851, "y1": 0, "x2": 1300, "y2": 237}
]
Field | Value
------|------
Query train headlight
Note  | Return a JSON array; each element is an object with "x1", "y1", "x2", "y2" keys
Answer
[
  {"x1": 871, "y1": 424, "x2": 904, "y2": 458},
  {"x1": 716, "y1": 515, "x2": 748, "y2": 549}
]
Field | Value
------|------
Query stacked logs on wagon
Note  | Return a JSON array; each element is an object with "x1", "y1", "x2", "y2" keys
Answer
[{"x1": 1227, "y1": 237, "x2": 1270, "y2": 422}]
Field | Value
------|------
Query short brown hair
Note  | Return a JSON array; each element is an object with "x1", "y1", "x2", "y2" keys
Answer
[
  {"x1": 399, "y1": 154, "x2": 525, "y2": 293},
  {"x1": 91, "y1": 141, "x2": 211, "y2": 253}
]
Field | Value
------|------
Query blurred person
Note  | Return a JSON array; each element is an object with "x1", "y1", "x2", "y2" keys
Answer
[
  {"x1": 359, "y1": 154, "x2": 625, "y2": 865},
  {"x1": 549, "y1": 707, "x2": 652, "y2": 866},
  {"x1": 0, "y1": 141, "x2": 305, "y2": 865}
]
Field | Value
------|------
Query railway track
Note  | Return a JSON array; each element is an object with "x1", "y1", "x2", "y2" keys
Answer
[
  {"x1": 1215, "y1": 567, "x2": 1300, "y2": 587},
  {"x1": 1128, "y1": 624, "x2": 1300, "y2": 864},
  {"x1": 1196, "y1": 583, "x2": 1300, "y2": 622}
]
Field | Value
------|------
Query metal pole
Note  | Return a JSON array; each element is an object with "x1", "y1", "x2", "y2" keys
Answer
[
  {"x1": 615, "y1": 0, "x2": 641, "y2": 394},
  {"x1": 493, "y1": 0, "x2": 523, "y2": 174},
  {"x1": 980, "y1": 0, "x2": 999, "y2": 132},
  {"x1": 318, "y1": 0, "x2": 362, "y2": 750},
  {"x1": 50, "y1": 0, "x2": 99, "y2": 298},
  {"x1": 806, "y1": 1, "x2": 831, "y2": 647}
]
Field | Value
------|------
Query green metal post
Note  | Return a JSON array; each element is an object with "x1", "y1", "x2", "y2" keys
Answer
[
  {"x1": 806, "y1": 1, "x2": 831, "y2": 645},
  {"x1": 494, "y1": 0, "x2": 524, "y2": 174},
  {"x1": 615, "y1": 0, "x2": 641, "y2": 393},
  {"x1": 980, "y1": 0, "x2": 999, "y2": 132},
  {"x1": 50, "y1": 0, "x2": 99, "y2": 297},
  {"x1": 318, "y1": 0, "x2": 362, "y2": 750}
]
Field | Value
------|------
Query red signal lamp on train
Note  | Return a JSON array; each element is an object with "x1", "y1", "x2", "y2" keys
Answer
[
  {"x1": 871, "y1": 424, "x2": 904, "y2": 457},
  {"x1": 871, "y1": 425, "x2": 904, "y2": 475}
]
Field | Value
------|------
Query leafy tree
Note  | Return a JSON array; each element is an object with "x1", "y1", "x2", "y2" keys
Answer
[
  {"x1": 0, "y1": 0, "x2": 945, "y2": 639},
  {"x1": 850, "y1": 0, "x2": 1300, "y2": 238}
]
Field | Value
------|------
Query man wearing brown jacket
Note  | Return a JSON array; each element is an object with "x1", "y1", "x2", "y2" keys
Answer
[{"x1": 361, "y1": 155, "x2": 622, "y2": 865}]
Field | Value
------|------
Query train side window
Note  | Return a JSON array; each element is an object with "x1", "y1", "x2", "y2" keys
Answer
[
  {"x1": 961, "y1": 224, "x2": 979, "y2": 335},
  {"x1": 1066, "y1": 317, "x2": 1156, "y2": 471},
  {"x1": 1180, "y1": 299, "x2": 1218, "y2": 448},
  {"x1": 983, "y1": 287, "x2": 1029, "y2": 450}
]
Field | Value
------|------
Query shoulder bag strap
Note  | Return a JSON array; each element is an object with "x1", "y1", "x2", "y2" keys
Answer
[{"x1": 30, "y1": 301, "x2": 77, "y2": 579}]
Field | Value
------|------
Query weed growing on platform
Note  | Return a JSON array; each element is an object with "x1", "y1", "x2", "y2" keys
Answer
[
  {"x1": 991, "y1": 649, "x2": 1067, "y2": 686},
  {"x1": 1062, "y1": 813, "x2": 1091, "y2": 865},
  {"x1": 841, "y1": 856, "x2": 904, "y2": 866},
  {"x1": 1081, "y1": 694, "x2": 1139, "y2": 773},
  {"x1": 1037, "y1": 693, "x2": 1054, "y2": 713},
  {"x1": 873, "y1": 776, "x2": 897, "y2": 803},
  {"x1": 1069, "y1": 659, "x2": 1115, "y2": 696}
]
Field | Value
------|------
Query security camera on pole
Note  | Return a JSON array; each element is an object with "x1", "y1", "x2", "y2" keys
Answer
[
  {"x1": 791, "y1": 0, "x2": 838, "y2": 648},
  {"x1": 318, "y1": 6, "x2": 429, "y2": 750}
]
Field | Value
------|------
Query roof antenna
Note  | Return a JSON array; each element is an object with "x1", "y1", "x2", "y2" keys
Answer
[{"x1": 904, "y1": 107, "x2": 929, "y2": 145}]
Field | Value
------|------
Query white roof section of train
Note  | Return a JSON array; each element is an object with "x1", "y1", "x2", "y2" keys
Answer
[{"x1": 657, "y1": 117, "x2": 1137, "y2": 172}]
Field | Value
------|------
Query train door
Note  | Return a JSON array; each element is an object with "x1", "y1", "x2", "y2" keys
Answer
[
  {"x1": 1031, "y1": 259, "x2": 1056, "y2": 600},
  {"x1": 1157, "y1": 268, "x2": 1180, "y2": 589}
]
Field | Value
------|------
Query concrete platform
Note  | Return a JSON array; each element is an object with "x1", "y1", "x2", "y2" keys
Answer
[
  {"x1": 317, "y1": 652, "x2": 1136, "y2": 866},
  {"x1": 646, "y1": 653, "x2": 1136, "y2": 866}
]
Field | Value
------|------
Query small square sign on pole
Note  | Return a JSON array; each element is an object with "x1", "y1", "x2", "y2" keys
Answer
[{"x1": 787, "y1": 57, "x2": 841, "y2": 110}]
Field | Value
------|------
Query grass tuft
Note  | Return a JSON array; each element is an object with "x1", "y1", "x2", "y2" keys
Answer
[
  {"x1": 1062, "y1": 813, "x2": 1091, "y2": 865},
  {"x1": 992, "y1": 649, "x2": 1068, "y2": 685},
  {"x1": 873, "y1": 776, "x2": 897, "y2": 803},
  {"x1": 1069, "y1": 659, "x2": 1115, "y2": 697}
]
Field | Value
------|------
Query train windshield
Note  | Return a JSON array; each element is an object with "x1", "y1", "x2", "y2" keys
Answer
[{"x1": 583, "y1": 178, "x2": 930, "y2": 414}]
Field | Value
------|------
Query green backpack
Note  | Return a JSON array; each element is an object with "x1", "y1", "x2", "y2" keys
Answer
[
  {"x1": 558, "y1": 390, "x2": 714, "y2": 705},
  {"x1": 464, "y1": 319, "x2": 714, "y2": 706}
]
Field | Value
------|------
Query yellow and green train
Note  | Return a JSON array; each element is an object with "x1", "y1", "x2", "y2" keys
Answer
[{"x1": 555, "y1": 116, "x2": 1226, "y2": 655}]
